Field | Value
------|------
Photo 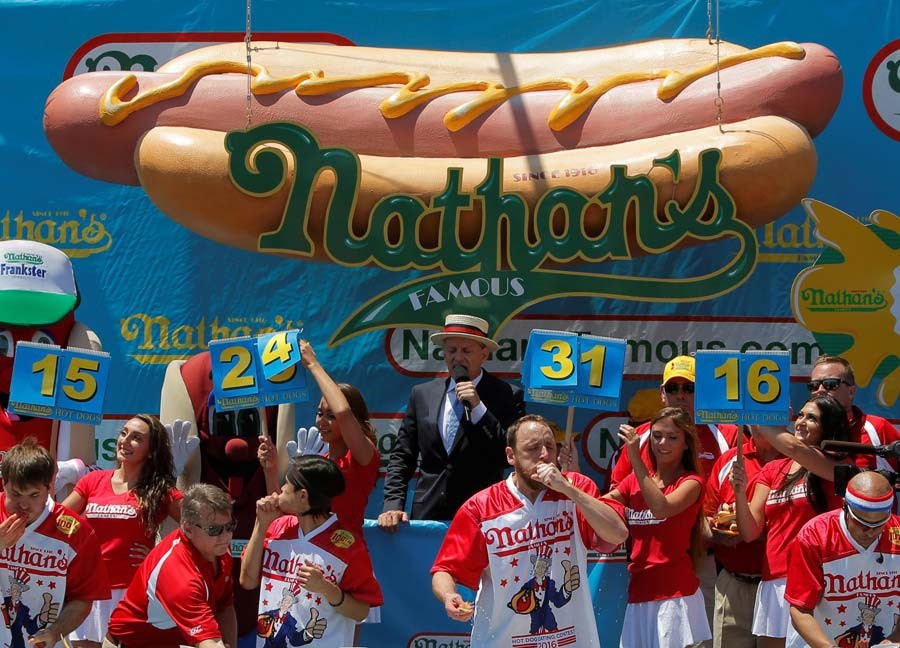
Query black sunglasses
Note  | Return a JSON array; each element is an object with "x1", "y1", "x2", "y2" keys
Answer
[
  {"x1": 194, "y1": 520, "x2": 237, "y2": 537},
  {"x1": 807, "y1": 378, "x2": 852, "y2": 392},
  {"x1": 664, "y1": 382, "x2": 695, "y2": 394}
]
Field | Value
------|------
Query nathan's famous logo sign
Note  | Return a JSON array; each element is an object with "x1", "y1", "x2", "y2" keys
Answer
[
  {"x1": 792, "y1": 199, "x2": 900, "y2": 407},
  {"x1": 44, "y1": 37, "x2": 843, "y2": 342}
]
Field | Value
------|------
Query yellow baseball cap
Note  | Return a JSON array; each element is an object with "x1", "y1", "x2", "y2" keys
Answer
[{"x1": 663, "y1": 355, "x2": 695, "y2": 384}]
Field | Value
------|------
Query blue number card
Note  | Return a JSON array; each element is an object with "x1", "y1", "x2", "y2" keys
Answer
[
  {"x1": 8, "y1": 342, "x2": 110, "y2": 425},
  {"x1": 210, "y1": 331, "x2": 308, "y2": 412},
  {"x1": 522, "y1": 329, "x2": 626, "y2": 411},
  {"x1": 695, "y1": 349, "x2": 790, "y2": 425}
]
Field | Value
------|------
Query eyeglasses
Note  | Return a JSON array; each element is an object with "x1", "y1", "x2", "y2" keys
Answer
[
  {"x1": 807, "y1": 378, "x2": 852, "y2": 392},
  {"x1": 664, "y1": 382, "x2": 695, "y2": 395},
  {"x1": 193, "y1": 520, "x2": 237, "y2": 537},
  {"x1": 844, "y1": 505, "x2": 891, "y2": 529}
]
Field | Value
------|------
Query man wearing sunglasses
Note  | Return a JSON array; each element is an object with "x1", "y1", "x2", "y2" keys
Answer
[
  {"x1": 606, "y1": 355, "x2": 742, "y2": 493},
  {"x1": 107, "y1": 484, "x2": 237, "y2": 648},
  {"x1": 809, "y1": 355, "x2": 900, "y2": 473},
  {"x1": 785, "y1": 470, "x2": 900, "y2": 648}
]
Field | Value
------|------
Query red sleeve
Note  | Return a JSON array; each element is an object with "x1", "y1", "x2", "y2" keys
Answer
[
  {"x1": 703, "y1": 460, "x2": 724, "y2": 517},
  {"x1": 430, "y1": 500, "x2": 488, "y2": 590},
  {"x1": 784, "y1": 522, "x2": 825, "y2": 609},
  {"x1": 65, "y1": 523, "x2": 111, "y2": 602},
  {"x1": 339, "y1": 544, "x2": 384, "y2": 607},
  {"x1": 566, "y1": 473, "x2": 624, "y2": 552},
  {"x1": 72, "y1": 469, "x2": 103, "y2": 500}
]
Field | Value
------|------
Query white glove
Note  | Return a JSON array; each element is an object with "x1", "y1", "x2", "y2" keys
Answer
[
  {"x1": 54, "y1": 458, "x2": 89, "y2": 495},
  {"x1": 165, "y1": 419, "x2": 200, "y2": 476},
  {"x1": 286, "y1": 426, "x2": 328, "y2": 457}
]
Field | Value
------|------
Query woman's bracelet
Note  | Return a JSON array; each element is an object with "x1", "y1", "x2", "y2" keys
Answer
[{"x1": 330, "y1": 587, "x2": 345, "y2": 607}]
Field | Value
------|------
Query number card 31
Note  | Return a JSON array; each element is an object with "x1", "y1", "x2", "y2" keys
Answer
[
  {"x1": 695, "y1": 350, "x2": 790, "y2": 426},
  {"x1": 522, "y1": 330, "x2": 626, "y2": 410},
  {"x1": 8, "y1": 342, "x2": 110, "y2": 425}
]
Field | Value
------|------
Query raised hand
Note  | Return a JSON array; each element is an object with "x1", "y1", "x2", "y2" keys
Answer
[
  {"x1": 286, "y1": 426, "x2": 328, "y2": 458},
  {"x1": 0, "y1": 513, "x2": 26, "y2": 549},
  {"x1": 165, "y1": 419, "x2": 199, "y2": 476},
  {"x1": 255, "y1": 493, "x2": 282, "y2": 528}
]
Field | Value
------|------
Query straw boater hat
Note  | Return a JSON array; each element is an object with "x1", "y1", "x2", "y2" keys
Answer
[{"x1": 429, "y1": 314, "x2": 499, "y2": 352}]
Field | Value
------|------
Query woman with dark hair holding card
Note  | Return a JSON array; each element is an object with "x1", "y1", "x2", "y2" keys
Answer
[{"x1": 731, "y1": 393, "x2": 851, "y2": 648}]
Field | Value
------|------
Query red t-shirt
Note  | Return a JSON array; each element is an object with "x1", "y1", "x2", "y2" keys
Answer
[
  {"x1": 0, "y1": 495, "x2": 111, "y2": 648},
  {"x1": 108, "y1": 529, "x2": 234, "y2": 648},
  {"x1": 849, "y1": 408, "x2": 900, "y2": 472},
  {"x1": 617, "y1": 471, "x2": 704, "y2": 603},
  {"x1": 703, "y1": 442, "x2": 774, "y2": 575},
  {"x1": 327, "y1": 447, "x2": 379, "y2": 534},
  {"x1": 754, "y1": 457, "x2": 843, "y2": 581},
  {"x1": 74, "y1": 470, "x2": 183, "y2": 588},
  {"x1": 784, "y1": 510, "x2": 900, "y2": 648},
  {"x1": 608, "y1": 422, "x2": 740, "y2": 491}
]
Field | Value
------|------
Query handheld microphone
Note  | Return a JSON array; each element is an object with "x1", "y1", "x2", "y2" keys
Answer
[{"x1": 451, "y1": 364, "x2": 472, "y2": 421}]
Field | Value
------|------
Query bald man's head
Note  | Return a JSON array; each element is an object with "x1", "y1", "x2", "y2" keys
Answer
[{"x1": 848, "y1": 470, "x2": 893, "y2": 500}]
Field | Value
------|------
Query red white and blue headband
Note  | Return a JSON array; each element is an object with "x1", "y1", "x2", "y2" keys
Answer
[{"x1": 845, "y1": 484, "x2": 895, "y2": 514}]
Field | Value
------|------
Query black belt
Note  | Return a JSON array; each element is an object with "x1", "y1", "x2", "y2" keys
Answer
[{"x1": 727, "y1": 570, "x2": 762, "y2": 584}]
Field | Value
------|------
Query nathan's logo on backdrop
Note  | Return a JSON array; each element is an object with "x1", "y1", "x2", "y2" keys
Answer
[
  {"x1": 791, "y1": 199, "x2": 900, "y2": 408},
  {"x1": 407, "y1": 635, "x2": 470, "y2": 648},
  {"x1": 1, "y1": 208, "x2": 111, "y2": 258},
  {"x1": 758, "y1": 214, "x2": 824, "y2": 265},
  {"x1": 864, "y1": 39, "x2": 900, "y2": 141},
  {"x1": 119, "y1": 313, "x2": 303, "y2": 364},
  {"x1": 225, "y1": 123, "x2": 758, "y2": 346},
  {"x1": 799, "y1": 288, "x2": 888, "y2": 313}
]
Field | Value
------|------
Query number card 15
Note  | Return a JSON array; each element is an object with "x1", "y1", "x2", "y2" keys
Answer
[
  {"x1": 694, "y1": 350, "x2": 790, "y2": 425},
  {"x1": 521, "y1": 329, "x2": 626, "y2": 410},
  {"x1": 8, "y1": 342, "x2": 110, "y2": 425},
  {"x1": 209, "y1": 331, "x2": 308, "y2": 412}
]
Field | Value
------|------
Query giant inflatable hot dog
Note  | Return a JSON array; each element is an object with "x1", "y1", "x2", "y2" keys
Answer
[{"x1": 44, "y1": 39, "x2": 842, "y2": 260}]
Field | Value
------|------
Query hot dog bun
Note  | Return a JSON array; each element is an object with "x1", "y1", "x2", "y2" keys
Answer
[
  {"x1": 135, "y1": 115, "x2": 816, "y2": 258},
  {"x1": 44, "y1": 40, "x2": 841, "y2": 185}
]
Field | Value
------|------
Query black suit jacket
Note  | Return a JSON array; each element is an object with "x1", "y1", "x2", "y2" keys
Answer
[{"x1": 382, "y1": 370, "x2": 525, "y2": 520}]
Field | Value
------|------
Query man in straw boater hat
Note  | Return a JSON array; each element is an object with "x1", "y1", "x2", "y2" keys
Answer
[
  {"x1": 785, "y1": 470, "x2": 900, "y2": 647},
  {"x1": 378, "y1": 314, "x2": 524, "y2": 528}
]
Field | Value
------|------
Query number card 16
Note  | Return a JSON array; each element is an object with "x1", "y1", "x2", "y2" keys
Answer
[
  {"x1": 8, "y1": 342, "x2": 110, "y2": 425},
  {"x1": 522, "y1": 329, "x2": 626, "y2": 410},
  {"x1": 694, "y1": 350, "x2": 790, "y2": 425},
  {"x1": 209, "y1": 331, "x2": 308, "y2": 412}
]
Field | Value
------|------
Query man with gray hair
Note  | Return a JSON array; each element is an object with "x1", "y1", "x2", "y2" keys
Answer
[{"x1": 106, "y1": 484, "x2": 237, "y2": 648}]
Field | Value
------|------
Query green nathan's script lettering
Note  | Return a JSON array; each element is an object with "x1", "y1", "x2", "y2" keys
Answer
[{"x1": 224, "y1": 121, "x2": 757, "y2": 344}]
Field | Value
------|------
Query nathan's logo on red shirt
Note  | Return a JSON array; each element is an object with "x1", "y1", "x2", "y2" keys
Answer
[
  {"x1": 330, "y1": 529, "x2": 354, "y2": 549},
  {"x1": 484, "y1": 511, "x2": 574, "y2": 550},
  {"x1": 824, "y1": 570, "x2": 900, "y2": 596},
  {"x1": 56, "y1": 515, "x2": 80, "y2": 536}
]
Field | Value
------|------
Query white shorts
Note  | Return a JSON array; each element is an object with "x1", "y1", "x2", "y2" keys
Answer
[
  {"x1": 751, "y1": 577, "x2": 788, "y2": 638},
  {"x1": 70, "y1": 588, "x2": 126, "y2": 642},
  {"x1": 621, "y1": 588, "x2": 712, "y2": 648}
]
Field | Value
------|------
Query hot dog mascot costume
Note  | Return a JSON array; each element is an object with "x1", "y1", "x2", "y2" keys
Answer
[
  {"x1": 159, "y1": 352, "x2": 292, "y2": 636},
  {"x1": 0, "y1": 239, "x2": 97, "y2": 476}
]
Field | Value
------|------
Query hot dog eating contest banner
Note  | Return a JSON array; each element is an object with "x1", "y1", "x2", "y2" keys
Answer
[{"x1": 4, "y1": 0, "x2": 900, "y2": 645}]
